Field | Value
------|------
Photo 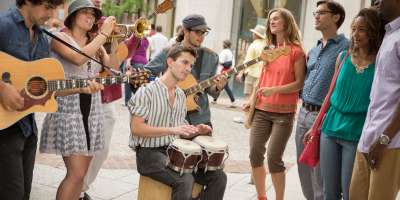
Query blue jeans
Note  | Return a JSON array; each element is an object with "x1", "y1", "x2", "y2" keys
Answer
[
  {"x1": 213, "y1": 84, "x2": 235, "y2": 103},
  {"x1": 320, "y1": 134, "x2": 357, "y2": 200},
  {"x1": 295, "y1": 106, "x2": 323, "y2": 200}
]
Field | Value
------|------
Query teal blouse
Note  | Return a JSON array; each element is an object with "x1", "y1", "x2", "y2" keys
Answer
[{"x1": 321, "y1": 52, "x2": 375, "y2": 142}]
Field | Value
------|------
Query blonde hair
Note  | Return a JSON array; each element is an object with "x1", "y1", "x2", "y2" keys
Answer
[{"x1": 265, "y1": 8, "x2": 303, "y2": 47}]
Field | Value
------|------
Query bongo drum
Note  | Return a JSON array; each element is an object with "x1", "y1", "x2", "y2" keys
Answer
[
  {"x1": 193, "y1": 136, "x2": 229, "y2": 172},
  {"x1": 167, "y1": 139, "x2": 202, "y2": 175}
]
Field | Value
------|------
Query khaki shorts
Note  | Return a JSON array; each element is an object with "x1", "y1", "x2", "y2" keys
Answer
[
  {"x1": 249, "y1": 109, "x2": 294, "y2": 173},
  {"x1": 244, "y1": 75, "x2": 258, "y2": 95}
]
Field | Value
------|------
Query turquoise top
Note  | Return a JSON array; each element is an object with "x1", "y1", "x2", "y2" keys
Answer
[{"x1": 322, "y1": 52, "x2": 375, "y2": 142}]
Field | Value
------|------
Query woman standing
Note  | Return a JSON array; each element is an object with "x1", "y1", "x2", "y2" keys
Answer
[
  {"x1": 244, "y1": 8, "x2": 306, "y2": 200},
  {"x1": 39, "y1": 0, "x2": 118, "y2": 199},
  {"x1": 314, "y1": 8, "x2": 383, "y2": 200}
]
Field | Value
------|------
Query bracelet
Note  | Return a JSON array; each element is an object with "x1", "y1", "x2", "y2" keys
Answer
[{"x1": 100, "y1": 31, "x2": 109, "y2": 38}]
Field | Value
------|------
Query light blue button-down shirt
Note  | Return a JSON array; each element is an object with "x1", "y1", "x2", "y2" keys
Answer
[
  {"x1": 358, "y1": 16, "x2": 400, "y2": 152},
  {"x1": 0, "y1": 7, "x2": 50, "y2": 137},
  {"x1": 302, "y1": 34, "x2": 349, "y2": 106}
]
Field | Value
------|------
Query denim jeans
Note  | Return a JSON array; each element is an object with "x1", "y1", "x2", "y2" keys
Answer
[
  {"x1": 213, "y1": 84, "x2": 235, "y2": 103},
  {"x1": 295, "y1": 106, "x2": 323, "y2": 200},
  {"x1": 320, "y1": 134, "x2": 357, "y2": 200}
]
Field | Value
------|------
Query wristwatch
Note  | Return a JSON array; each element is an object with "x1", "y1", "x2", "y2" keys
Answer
[{"x1": 379, "y1": 134, "x2": 391, "y2": 145}]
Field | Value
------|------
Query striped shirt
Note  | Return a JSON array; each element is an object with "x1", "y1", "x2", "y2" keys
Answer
[{"x1": 128, "y1": 79, "x2": 188, "y2": 148}]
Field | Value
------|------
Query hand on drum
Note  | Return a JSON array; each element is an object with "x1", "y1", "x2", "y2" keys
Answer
[
  {"x1": 171, "y1": 125, "x2": 198, "y2": 137},
  {"x1": 196, "y1": 124, "x2": 212, "y2": 135}
]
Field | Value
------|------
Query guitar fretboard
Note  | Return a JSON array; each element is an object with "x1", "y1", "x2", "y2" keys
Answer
[
  {"x1": 184, "y1": 57, "x2": 261, "y2": 95},
  {"x1": 47, "y1": 76, "x2": 130, "y2": 91}
]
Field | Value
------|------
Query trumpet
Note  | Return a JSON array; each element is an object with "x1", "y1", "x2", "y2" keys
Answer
[{"x1": 105, "y1": 18, "x2": 150, "y2": 43}]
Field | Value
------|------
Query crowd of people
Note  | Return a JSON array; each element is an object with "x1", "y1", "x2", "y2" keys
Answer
[{"x1": 0, "y1": 0, "x2": 400, "y2": 200}]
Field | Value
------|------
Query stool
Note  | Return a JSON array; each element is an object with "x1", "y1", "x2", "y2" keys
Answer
[{"x1": 137, "y1": 175, "x2": 203, "y2": 200}]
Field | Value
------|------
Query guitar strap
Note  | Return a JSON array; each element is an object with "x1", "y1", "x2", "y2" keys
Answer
[{"x1": 42, "y1": 29, "x2": 122, "y2": 76}]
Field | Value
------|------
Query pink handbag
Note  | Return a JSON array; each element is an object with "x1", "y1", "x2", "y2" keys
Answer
[{"x1": 299, "y1": 50, "x2": 349, "y2": 167}]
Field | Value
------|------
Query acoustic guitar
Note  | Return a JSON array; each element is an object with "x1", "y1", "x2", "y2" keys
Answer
[
  {"x1": 244, "y1": 46, "x2": 291, "y2": 129},
  {"x1": 179, "y1": 46, "x2": 291, "y2": 112},
  {"x1": 0, "y1": 51, "x2": 150, "y2": 130}
]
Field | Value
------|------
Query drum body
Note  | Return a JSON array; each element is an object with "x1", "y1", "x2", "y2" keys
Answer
[
  {"x1": 167, "y1": 139, "x2": 202, "y2": 175},
  {"x1": 193, "y1": 136, "x2": 229, "y2": 172}
]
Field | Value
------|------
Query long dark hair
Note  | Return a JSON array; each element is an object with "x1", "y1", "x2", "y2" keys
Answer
[{"x1": 350, "y1": 8, "x2": 384, "y2": 55}]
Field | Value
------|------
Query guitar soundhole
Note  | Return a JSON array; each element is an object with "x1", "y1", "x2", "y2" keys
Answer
[{"x1": 27, "y1": 77, "x2": 47, "y2": 97}]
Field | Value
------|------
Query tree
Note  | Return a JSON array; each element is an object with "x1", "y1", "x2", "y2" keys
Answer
[{"x1": 102, "y1": 0, "x2": 144, "y2": 21}]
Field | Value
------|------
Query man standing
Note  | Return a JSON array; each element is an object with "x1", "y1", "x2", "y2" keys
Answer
[
  {"x1": 0, "y1": 1, "x2": 64, "y2": 199},
  {"x1": 350, "y1": 0, "x2": 400, "y2": 199},
  {"x1": 144, "y1": 14, "x2": 227, "y2": 199},
  {"x1": 295, "y1": 1, "x2": 348, "y2": 200}
]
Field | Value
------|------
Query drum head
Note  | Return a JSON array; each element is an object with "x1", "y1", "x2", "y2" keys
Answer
[
  {"x1": 172, "y1": 139, "x2": 202, "y2": 154},
  {"x1": 193, "y1": 136, "x2": 228, "y2": 152}
]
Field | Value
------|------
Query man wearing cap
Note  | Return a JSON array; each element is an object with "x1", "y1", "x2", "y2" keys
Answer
[
  {"x1": 144, "y1": 14, "x2": 227, "y2": 199},
  {"x1": 234, "y1": 24, "x2": 266, "y2": 124},
  {"x1": 0, "y1": 0, "x2": 105, "y2": 199},
  {"x1": 295, "y1": 1, "x2": 348, "y2": 200}
]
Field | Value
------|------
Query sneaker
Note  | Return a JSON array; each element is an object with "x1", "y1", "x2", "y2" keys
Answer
[{"x1": 233, "y1": 116, "x2": 244, "y2": 124}]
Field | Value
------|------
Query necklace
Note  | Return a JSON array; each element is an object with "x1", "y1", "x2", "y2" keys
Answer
[{"x1": 354, "y1": 63, "x2": 369, "y2": 74}]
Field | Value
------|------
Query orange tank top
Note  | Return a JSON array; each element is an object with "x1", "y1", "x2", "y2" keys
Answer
[{"x1": 255, "y1": 44, "x2": 305, "y2": 113}]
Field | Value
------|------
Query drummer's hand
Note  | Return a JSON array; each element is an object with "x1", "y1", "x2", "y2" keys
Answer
[
  {"x1": 196, "y1": 124, "x2": 212, "y2": 135},
  {"x1": 171, "y1": 125, "x2": 198, "y2": 137}
]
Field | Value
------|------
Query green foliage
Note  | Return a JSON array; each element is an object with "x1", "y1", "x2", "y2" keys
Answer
[{"x1": 102, "y1": 0, "x2": 143, "y2": 19}]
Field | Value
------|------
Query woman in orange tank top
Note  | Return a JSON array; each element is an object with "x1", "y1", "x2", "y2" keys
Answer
[{"x1": 244, "y1": 8, "x2": 306, "y2": 200}]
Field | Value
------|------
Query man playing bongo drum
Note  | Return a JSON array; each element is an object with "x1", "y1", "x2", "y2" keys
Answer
[{"x1": 128, "y1": 45, "x2": 226, "y2": 200}]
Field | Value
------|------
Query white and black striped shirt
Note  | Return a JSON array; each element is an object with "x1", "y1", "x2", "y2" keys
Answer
[{"x1": 128, "y1": 79, "x2": 188, "y2": 148}]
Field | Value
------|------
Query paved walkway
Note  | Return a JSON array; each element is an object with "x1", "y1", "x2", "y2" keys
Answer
[{"x1": 31, "y1": 94, "x2": 304, "y2": 200}]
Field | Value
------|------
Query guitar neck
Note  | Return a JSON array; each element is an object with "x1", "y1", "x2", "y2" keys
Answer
[
  {"x1": 47, "y1": 76, "x2": 129, "y2": 92},
  {"x1": 184, "y1": 57, "x2": 261, "y2": 95}
]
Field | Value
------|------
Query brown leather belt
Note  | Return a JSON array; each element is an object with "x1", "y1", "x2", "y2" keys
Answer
[{"x1": 302, "y1": 102, "x2": 321, "y2": 112}]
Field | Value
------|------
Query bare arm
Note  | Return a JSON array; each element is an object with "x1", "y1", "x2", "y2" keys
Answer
[
  {"x1": 51, "y1": 17, "x2": 116, "y2": 66},
  {"x1": 55, "y1": 80, "x2": 104, "y2": 97},
  {"x1": 100, "y1": 40, "x2": 121, "y2": 70},
  {"x1": 273, "y1": 55, "x2": 306, "y2": 94},
  {"x1": 131, "y1": 116, "x2": 198, "y2": 137},
  {"x1": 259, "y1": 55, "x2": 306, "y2": 96}
]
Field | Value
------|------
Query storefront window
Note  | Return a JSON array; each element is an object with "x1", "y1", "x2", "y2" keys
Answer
[{"x1": 231, "y1": 0, "x2": 303, "y2": 97}]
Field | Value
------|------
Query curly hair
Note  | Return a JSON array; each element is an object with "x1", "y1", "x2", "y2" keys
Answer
[{"x1": 350, "y1": 7, "x2": 384, "y2": 55}]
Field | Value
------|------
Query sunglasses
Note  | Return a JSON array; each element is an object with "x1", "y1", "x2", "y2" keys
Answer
[{"x1": 189, "y1": 29, "x2": 209, "y2": 36}]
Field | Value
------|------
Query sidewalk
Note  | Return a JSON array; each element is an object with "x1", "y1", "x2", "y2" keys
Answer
[
  {"x1": 31, "y1": 164, "x2": 304, "y2": 200},
  {"x1": 31, "y1": 95, "x2": 305, "y2": 200}
]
